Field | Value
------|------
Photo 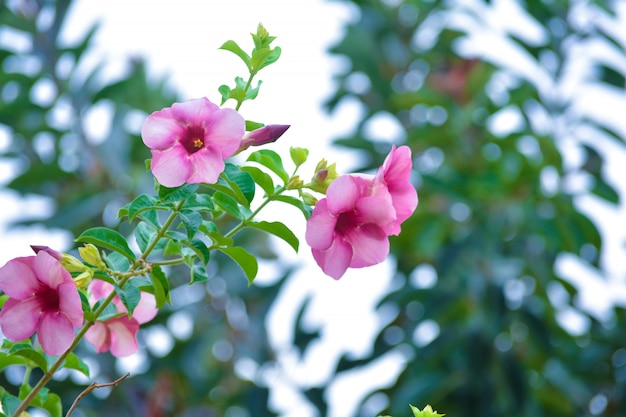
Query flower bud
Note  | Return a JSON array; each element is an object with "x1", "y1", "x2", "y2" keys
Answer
[
  {"x1": 310, "y1": 159, "x2": 338, "y2": 194},
  {"x1": 287, "y1": 175, "x2": 304, "y2": 190},
  {"x1": 301, "y1": 192, "x2": 318, "y2": 206},
  {"x1": 237, "y1": 124, "x2": 290, "y2": 153},
  {"x1": 30, "y1": 245, "x2": 63, "y2": 261},
  {"x1": 73, "y1": 269, "x2": 94, "y2": 290},
  {"x1": 78, "y1": 243, "x2": 106, "y2": 270},
  {"x1": 290, "y1": 147, "x2": 309, "y2": 167}
]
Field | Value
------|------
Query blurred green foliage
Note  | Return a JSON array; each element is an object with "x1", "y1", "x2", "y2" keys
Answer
[{"x1": 316, "y1": 0, "x2": 626, "y2": 416}]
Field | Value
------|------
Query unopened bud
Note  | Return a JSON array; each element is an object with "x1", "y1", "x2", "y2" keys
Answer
[
  {"x1": 73, "y1": 269, "x2": 94, "y2": 289},
  {"x1": 237, "y1": 124, "x2": 290, "y2": 153},
  {"x1": 310, "y1": 159, "x2": 338, "y2": 194},
  {"x1": 78, "y1": 244, "x2": 106, "y2": 270},
  {"x1": 30, "y1": 245, "x2": 63, "y2": 261},
  {"x1": 301, "y1": 192, "x2": 318, "y2": 206},
  {"x1": 287, "y1": 175, "x2": 304, "y2": 190}
]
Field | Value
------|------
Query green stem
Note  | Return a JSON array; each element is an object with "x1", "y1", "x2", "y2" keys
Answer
[
  {"x1": 11, "y1": 201, "x2": 186, "y2": 417},
  {"x1": 224, "y1": 185, "x2": 286, "y2": 239}
]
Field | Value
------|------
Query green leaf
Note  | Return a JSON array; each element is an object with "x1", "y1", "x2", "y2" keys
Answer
[
  {"x1": 245, "y1": 120, "x2": 265, "y2": 131},
  {"x1": 158, "y1": 183, "x2": 198, "y2": 203},
  {"x1": 1, "y1": 391, "x2": 21, "y2": 417},
  {"x1": 163, "y1": 239, "x2": 182, "y2": 256},
  {"x1": 241, "y1": 166, "x2": 275, "y2": 195},
  {"x1": 213, "y1": 191, "x2": 244, "y2": 219},
  {"x1": 206, "y1": 231, "x2": 233, "y2": 248},
  {"x1": 223, "y1": 163, "x2": 256, "y2": 204},
  {"x1": 273, "y1": 195, "x2": 312, "y2": 219},
  {"x1": 218, "y1": 84, "x2": 231, "y2": 105},
  {"x1": 183, "y1": 238, "x2": 211, "y2": 265},
  {"x1": 76, "y1": 227, "x2": 136, "y2": 261},
  {"x1": 103, "y1": 251, "x2": 130, "y2": 272},
  {"x1": 0, "y1": 352, "x2": 28, "y2": 372},
  {"x1": 245, "y1": 80, "x2": 262, "y2": 100},
  {"x1": 150, "y1": 265, "x2": 171, "y2": 308},
  {"x1": 116, "y1": 281, "x2": 141, "y2": 316},
  {"x1": 9, "y1": 346, "x2": 48, "y2": 372},
  {"x1": 40, "y1": 392, "x2": 62, "y2": 417},
  {"x1": 64, "y1": 353, "x2": 90, "y2": 377},
  {"x1": 126, "y1": 194, "x2": 159, "y2": 221},
  {"x1": 251, "y1": 48, "x2": 272, "y2": 71},
  {"x1": 219, "y1": 40, "x2": 252, "y2": 70},
  {"x1": 180, "y1": 210, "x2": 202, "y2": 239},
  {"x1": 217, "y1": 246, "x2": 258, "y2": 285},
  {"x1": 409, "y1": 404, "x2": 444, "y2": 417},
  {"x1": 187, "y1": 264, "x2": 206, "y2": 284},
  {"x1": 247, "y1": 149, "x2": 290, "y2": 183},
  {"x1": 248, "y1": 221, "x2": 299, "y2": 252},
  {"x1": 135, "y1": 221, "x2": 157, "y2": 252},
  {"x1": 290, "y1": 147, "x2": 309, "y2": 167},
  {"x1": 183, "y1": 193, "x2": 214, "y2": 212}
]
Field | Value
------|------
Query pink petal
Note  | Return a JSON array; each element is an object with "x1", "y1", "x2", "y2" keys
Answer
[
  {"x1": 133, "y1": 292, "x2": 157, "y2": 324},
  {"x1": 85, "y1": 322, "x2": 111, "y2": 353},
  {"x1": 108, "y1": 317, "x2": 140, "y2": 357},
  {"x1": 345, "y1": 224, "x2": 389, "y2": 268},
  {"x1": 151, "y1": 144, "x2": 193, "y2": 187},
  {"x1": 186, "y1": 148, "x2": 226, "y2": 185},
  {"x1": 355, "y1": 194, "x2": 396, "y2": 226},
  {"x1": 141, "y1": 107, "x2": 184, "y2": 150},
  {"x1": 305, "y1": 199, "x2": 337, "y2": 250},
  {"x1": 204, "y1": 108, "x2": 245, "y2": 157},
  {"x1": 0, "y1": 297, "x2": 40, "y2": 341},
  {"x1": 38, "y1": 312, "x2": 75, "y2": 355},
  {"x1": 89, "y1": 280, "x2": 113, "y2": 300},
  {"x1": 312, "y1": 237, "x2": 353, "y2": 280},
  {"x1": 0, "y1": 257, "x2": 41, "y2": 299},
  {"x1": 58, "y1": 282, "x2": 84, "y2": 327},
  {"x1": 171, "y1": 98, "x2": 219, "y2": 127},
  {"x1": 326, "y1": 176, "x2": 359, "y2": 214},
  {"x1": 34, "y1": 251, "x2": 70, "y2": 289}
]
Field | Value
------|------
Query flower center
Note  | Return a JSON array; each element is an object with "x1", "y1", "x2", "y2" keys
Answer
[
  {"x1": 181, "y1": 126, "x2": 206, "y2": 154},
  {"x1": 335, "y1": 210, "x2": 359, "y2": 235},
  {"x1": 39, "y1": 287, "x2": 60, "y2": 312}
]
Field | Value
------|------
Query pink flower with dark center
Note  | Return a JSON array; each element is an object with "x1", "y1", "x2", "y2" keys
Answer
[
  {"x1": 141, "y1": 98, "x2": 245, "y2": 187},
  {"x1": 85, "y1": 280, "x2": 157, "y2": 357},
  {"x1": 374, "y1": 145, "x2": 418, "y2": 235},
  {"x1": 0, "y1": 251, "x2": 84, "y2": 355},
  {"x1": 305, "y1": 175, "x2": 396, "y2": 279}
]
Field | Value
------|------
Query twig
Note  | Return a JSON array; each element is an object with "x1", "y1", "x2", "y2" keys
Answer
[{"x1": 65, "y1": 373, "x2": 131, "y2": 417}]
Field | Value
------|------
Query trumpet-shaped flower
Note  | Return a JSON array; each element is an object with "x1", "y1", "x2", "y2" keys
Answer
[
  {"x1": 305, "y1": 175, "x2": 397, "y2": 279},
  {"x1": 0, "y1": 251, "x2": 84, "y2": 355},
  {"x1": 305, "y1": 145, "x2": 418, "y2": 280},
  {"x1": 141, "y1": 98, "x2": 245, "y2": 187},
  {"x1": 375, "y1": 145, "x2": 418, "y2": 235},
  {"x1": 85, "y1": 280, "x2": 157, "y2": 357}
]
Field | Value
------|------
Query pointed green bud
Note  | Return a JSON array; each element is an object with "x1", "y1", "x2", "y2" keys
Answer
[
  {"x1": 290, "y1": 147, "x2": 309, "y2": 168},
  {"x1": 287, "y1": 175, "x2": 304, "y2": 190},
  {"x1": 301, "y1": 192, "x2": 318, "y2": 206},
  {"x1": 61, "y1": 254, "x2": 88, "y2": 273},
  {"x1": 73, "y1": 269, "x2": 94, "y2": 290},
  {"x1": 310, "y1": 159, "x2": 338, "y2": 194},
  {"x1": 78, "y1": 243, "x2": 106, "y2": 270}
]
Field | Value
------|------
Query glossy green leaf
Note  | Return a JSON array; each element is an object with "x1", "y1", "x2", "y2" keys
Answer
[
  {"x1": 224, "y1": 163, "x2": 256, "y2": 204},
  {"x1": 150, "y1": 265, "x2": 171, "y2": 308},
  {"x1": 213, "y1": 191, "x2": 243, "y2": 219},
  {"x1": 158, "y1": 183, "x2": 198, "y2": 203},
  {"x1": 217, "y1": 246, "x2": 258, "y2": 285},
  {"x1": 103, "y1": 251, "x2": 130, "y2": 272},
  {"x1": 247, "y1": 149, "x2": 290, "y2": 183},
  {"x1": 241, "y1": 165, "x2": 275, "y2": 195},
  {"x1": 135, "y1": 221, "x2": 157, "y2": 252},
  {"x1": 76, "y1": 227, "x2": 136, "y2": 261},
  {"x1": 180, "y1": 210, "x2": 202, "y2": 239},
  {"x1": 183, "y1": 193, "x2": 214, "y2": 212},
  {"x1": 9, "y1": 346, "x2": 47, "y2": 372},
  {"x1": 126, "y1": 193, "x2": 159, "y2": 221},
  {"x1": 64, "y1": 352, "x2": 90, "y2": 377},
  {"x1": 219, "y1": 40, "x2": 252, "y2": 70},
  {"x1": 0, "y1": 352, "x2": 28, "y2": 372},
  {"x1": 1, "y1": 391, "x2": 21, "y2": 417},
  {"x1": 190, "y1": 264, "x2": 209, "y2": 284},
  {"x1": 115, "y1": 280, "x2": 140, "y2": 316},
  {"x1": 248, "y1": 221, "x2": 299, "y2": 252}
]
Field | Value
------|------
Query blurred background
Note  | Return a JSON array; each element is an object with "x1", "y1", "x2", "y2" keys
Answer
[{"x1": 1, "y1": 0, "x2": 626, "y2": 416}]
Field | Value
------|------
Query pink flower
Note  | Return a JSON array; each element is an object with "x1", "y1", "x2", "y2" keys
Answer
[
  {"x1": 305, "y1": 175, "x2": 397, "y2": 279},
  {"x1": 375, "y1": 145, "x2": 418, "y2": 235},
  {"x1": 305, "y1": 145, "x2": 418, "y2": 280},
  {"x1": 85, "y1": 280, "x2": 157, "y2": 357},
  {"x1": 141, "y1": 98, "x2": 245, "y2": 187},
  {"x1": 0, "y1": 251, "x2": 84, "y2": 355}
]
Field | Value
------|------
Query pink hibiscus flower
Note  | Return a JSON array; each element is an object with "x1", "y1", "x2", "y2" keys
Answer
[
  {"x1": 305, "y1": 175, "x2": 397, "y2": 279},
  {"x1": 0, "y1": 251, "x2": 84, "y2": 355},
  {"x1": 141, "y1": 97, "x2": 245, "y2": 187},
  {"x1": 85, "y1": 280, "x2": 157, "y2": 357},
  {"x1": 375, "y1": 145, "x2": 418, "y2": 235}
]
